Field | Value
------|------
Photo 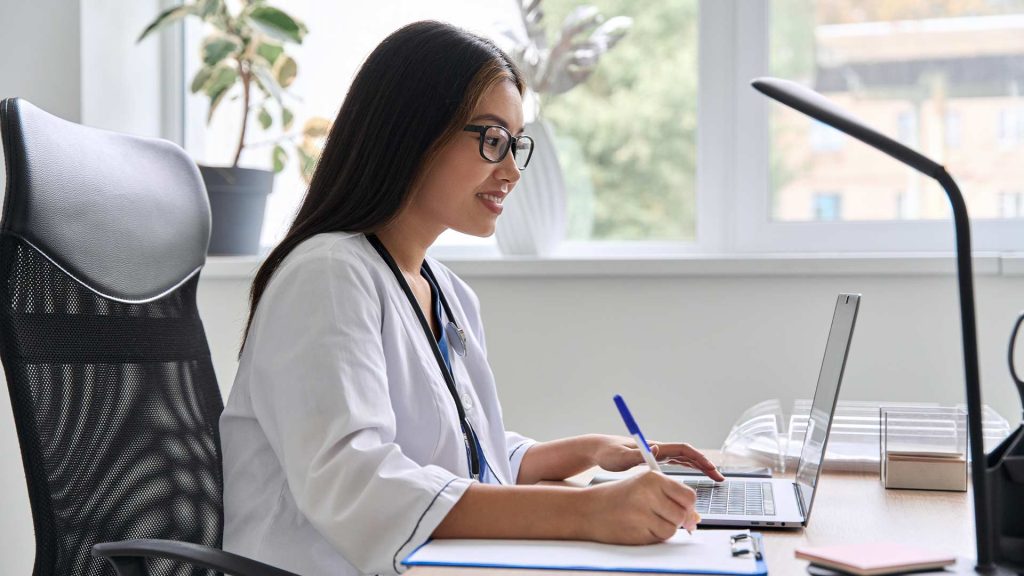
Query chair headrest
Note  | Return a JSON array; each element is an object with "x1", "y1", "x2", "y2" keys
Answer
[{"x1": 1, "y1": 98, "x2": 211, "y2": 302}]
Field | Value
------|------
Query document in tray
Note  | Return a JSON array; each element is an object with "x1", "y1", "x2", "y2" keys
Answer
[{"x1": 403, "y1": 529, "x2": 767, "y2": 575}]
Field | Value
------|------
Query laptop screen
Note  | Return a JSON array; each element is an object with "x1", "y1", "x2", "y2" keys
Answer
[{"x1": 793, "y1": 293, "x2": 860, "y2": 519}]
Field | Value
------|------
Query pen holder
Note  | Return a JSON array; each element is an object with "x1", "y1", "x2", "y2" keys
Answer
[{"x1": 879, "y1": 406, "x2": 967, "y2": 491}]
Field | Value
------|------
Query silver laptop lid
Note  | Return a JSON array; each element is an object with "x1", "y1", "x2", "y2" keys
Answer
[{"x1": 793, "y1": 293, "x2": 860, "y2": 521}]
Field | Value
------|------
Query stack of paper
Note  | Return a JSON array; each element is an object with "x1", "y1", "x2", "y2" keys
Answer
[{"x1": 404, "y1": 529, "x2": 767, "y2": 575}]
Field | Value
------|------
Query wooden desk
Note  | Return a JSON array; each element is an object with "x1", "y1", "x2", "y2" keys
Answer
[{"x1": 407, "y1": 462, "x2": 976, "y2": 575}]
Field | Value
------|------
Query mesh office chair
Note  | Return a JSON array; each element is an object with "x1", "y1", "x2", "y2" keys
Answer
[{"x1": 0, "y1": 98, "x2": 297, "y2": 576}]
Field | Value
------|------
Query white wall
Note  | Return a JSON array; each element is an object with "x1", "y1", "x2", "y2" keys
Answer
[
  {"x1": 0, "y1": 2, "x2": 84, "y2": 573},
  {"x1": 197, "y1": 265, "x2": 1024, "y2": 450},
  {"x1": 0, "y1": 1, "x2": 82, "y2": 122}
]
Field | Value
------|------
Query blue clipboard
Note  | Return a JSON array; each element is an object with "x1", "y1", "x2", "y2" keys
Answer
[{"x1": 403, "y1": 531, "x2": 768, "y2": 575}]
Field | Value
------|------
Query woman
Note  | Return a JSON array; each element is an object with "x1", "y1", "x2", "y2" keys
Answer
[{"x1": 220, "y1": 20, "x2": 724, "y2": 576}]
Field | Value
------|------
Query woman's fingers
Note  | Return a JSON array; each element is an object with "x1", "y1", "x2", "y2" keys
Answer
[
  {"x1": 651, "y1": 443, "x2": 725, "y2": 481},
  {"x1": 648, "y1": 510, "x2": 682, "y2": 541}
]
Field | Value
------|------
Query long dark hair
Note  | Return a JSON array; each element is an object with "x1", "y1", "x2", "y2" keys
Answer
[{"x1": 240, "y1": 21, "x2": 525, "y2": 354}]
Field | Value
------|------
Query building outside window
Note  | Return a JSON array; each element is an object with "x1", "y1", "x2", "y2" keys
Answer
[
  {"x1": 770, "y1": 1, "x2": 1024, "y2": 226},
  {"x1": 809, "y1": 119, "x2": 844, "y2": 151}
]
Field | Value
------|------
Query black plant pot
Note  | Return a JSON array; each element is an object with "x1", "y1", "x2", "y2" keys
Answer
[{"x1": 198, "y1": 165, "x2": 273, "y2": 256}]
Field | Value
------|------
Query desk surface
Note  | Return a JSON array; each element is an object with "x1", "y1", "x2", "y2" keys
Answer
[{"x1": 407, "y1": 458, "x2": 975, "y2": 575}]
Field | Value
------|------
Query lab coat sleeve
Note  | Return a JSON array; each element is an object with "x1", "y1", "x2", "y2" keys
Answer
[
  {"x1": 244, "y1": 248, "x2": 472, "y2": 575},
  {"x1": 505, "y1": 431, "x2": 536, "y2": 484}
]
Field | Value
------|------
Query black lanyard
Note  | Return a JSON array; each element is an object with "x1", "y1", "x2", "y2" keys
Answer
[{"x1": 365, "y1": 234, "x2": 481, "y2": 478}]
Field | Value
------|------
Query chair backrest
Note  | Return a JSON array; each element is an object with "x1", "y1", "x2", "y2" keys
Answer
[{"x1": 0, "y1": 98, "x2": 223, "y2": 576}]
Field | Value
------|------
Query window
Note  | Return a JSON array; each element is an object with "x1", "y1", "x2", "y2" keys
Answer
[
  {"x1": 179, "y1": 1, "x2": 1024, "y2": 255},
  {"x1": 945, "y1": 110, "x2": 961, "y2": 149},
  {"x1": 813, "y1": 193, "x2": 841, "y2": 221},
  {"x1": 1000, "y1": 191, "x2": 1024, "y2": 218},
  {"x1": 998, "y1": 107, "x2": 1024, "y2": 146},
  {"x1": 896, "y1": 111, "x2": 917, "y2": 146}
]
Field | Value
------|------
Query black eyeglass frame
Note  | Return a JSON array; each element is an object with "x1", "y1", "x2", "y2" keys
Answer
[{"x1": 463, "y1": 124, "x2": 534, "y2": 169}]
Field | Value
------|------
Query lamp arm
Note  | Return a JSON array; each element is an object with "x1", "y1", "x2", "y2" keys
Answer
[{"x1": 936, "y1": 169, "x2": 991, "y2": 571}]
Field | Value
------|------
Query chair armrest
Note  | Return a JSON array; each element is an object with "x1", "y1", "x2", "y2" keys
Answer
[{"x1": 92, "y1": 539, "x2": 301, "y2": 576}]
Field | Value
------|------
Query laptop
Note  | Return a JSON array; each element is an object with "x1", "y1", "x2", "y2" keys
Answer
[{"x1": 593, "y1": 293, "x2": 860, "y2": 529}]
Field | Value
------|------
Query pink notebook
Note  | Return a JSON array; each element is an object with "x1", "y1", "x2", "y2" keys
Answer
[{"x1": 795, "y1": 542, "x2": 956, "y2": 575}]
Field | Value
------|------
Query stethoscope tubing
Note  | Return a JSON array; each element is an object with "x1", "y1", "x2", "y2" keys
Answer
[
  {"x1": 365, "y1": 234, "x2": 481, "y2": 479},
  {"x1": 420, "y1": 263, "x2": 467, "y2": 358}
]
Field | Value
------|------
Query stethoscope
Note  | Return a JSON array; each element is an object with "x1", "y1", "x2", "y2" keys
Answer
[{"x1": 366, "y1": 234, "x2": 489, "y2": 481}]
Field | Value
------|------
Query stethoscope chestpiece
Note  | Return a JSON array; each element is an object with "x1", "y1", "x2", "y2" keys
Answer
[{"x1": 445, "y1": 321, "x2": 467, "y2": 357}]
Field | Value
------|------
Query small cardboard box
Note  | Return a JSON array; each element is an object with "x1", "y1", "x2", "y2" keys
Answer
[{"x1": 882, "y1": 450, "x2": 967, "y2": 491}]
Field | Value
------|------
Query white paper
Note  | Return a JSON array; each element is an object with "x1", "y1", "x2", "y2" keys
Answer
[{"x1": 404, "y1": 529, "x2": 760, "y2": 574}]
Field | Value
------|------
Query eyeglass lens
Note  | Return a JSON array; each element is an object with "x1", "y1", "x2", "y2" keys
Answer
[{"x1": 481, "y1": 126, "x2": 533, "y2": 168}]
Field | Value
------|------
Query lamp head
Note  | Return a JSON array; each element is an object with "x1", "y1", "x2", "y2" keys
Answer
[{"x1": 751, "y1": 77, "x2": 943, "y2": 178}]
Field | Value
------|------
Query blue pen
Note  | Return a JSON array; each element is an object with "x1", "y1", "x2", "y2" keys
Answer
[
  {"x1": 613, "y1": 394, "x2": 661, "y2": 473},
  {"x1": 614, "y1": 394, "x2": 700, "y2": 534}
]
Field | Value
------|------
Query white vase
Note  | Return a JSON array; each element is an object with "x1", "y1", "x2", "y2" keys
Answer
[{"x1": 495, "y1": 119, "x2": 566, "y2": 256}]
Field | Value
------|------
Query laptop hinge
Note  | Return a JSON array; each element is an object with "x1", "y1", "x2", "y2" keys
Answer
[{"x1": 793, "y1": 482, "x2": 807, "y2": 518}]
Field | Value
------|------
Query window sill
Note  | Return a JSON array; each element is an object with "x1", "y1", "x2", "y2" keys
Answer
[{"x1": 202, "y1": 252, "x2": 1024, "y2": 280}]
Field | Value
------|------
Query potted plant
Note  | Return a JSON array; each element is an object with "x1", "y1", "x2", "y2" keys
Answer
[
  {"x1": 496, "y1": 1, "x2": 631, "y2": 256},
  {"x1": 139, "y1": 0, "x2": 328, "y2": 255}
]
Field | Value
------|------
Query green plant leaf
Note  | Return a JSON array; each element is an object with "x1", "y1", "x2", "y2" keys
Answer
[
  {"x1": 204, "y1": 64, "x2": 239, "y2": 123},
  {"x1": 282, "y1": 107, "x2": 294, "y2": 130},
  {"x1": 137, "y1": 4, "x2": 193, "y2": 43},
  {"x1": 273, "y1": 55, "x2": 297, "y2": 88},
  {"x1": 302, "y1": 117, "x2": 331, "y2": 139},
  {"x1": 190, "y1": 66, "x2": 214, "y2": 94},
  {"x1": 272, "y1": 144, "x2": 287, "y2": 173},
  {"x1": 252, "y1": 63, "x2": 284, "y2": 104},
  {"x1": 202, "y1": 34, "x2": 241, "y2": 66},
  {"x1": 197, "y1": 0, "x2": 222, "y2": 20},
  {"x1": 296, "y1": 145, "x2": 318, "y2": 183},
  {"x1": 258, "y1": 107, "x2": 273, "y2": 130},
  {"x1": 255, "y1": 41, "x2": 284, "y2": 66},
  {"x1": 245, "y1": 6, "x2": 307, "y2": 44}
]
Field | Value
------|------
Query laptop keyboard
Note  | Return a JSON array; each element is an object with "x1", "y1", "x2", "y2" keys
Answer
[{"x1": 682, "y1": 480, "x2": 775, "y2": 516}]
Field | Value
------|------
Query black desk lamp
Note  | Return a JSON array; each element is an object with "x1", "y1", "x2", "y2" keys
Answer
[{"x1": 751, "y1": 77, "x2": 1024, "y2": 574}]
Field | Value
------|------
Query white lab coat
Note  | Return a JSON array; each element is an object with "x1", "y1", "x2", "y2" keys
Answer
[{"x1": 220, "y1": 232, "x2": 534, "y2": 576}]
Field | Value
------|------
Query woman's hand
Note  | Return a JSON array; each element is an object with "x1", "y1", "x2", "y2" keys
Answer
[
  {"x1": 581, "y1": 471, "x2": 701, "y2": 544},
  {"x1": 590, "y1": 435, "x2": 725, "y2": 482}
]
